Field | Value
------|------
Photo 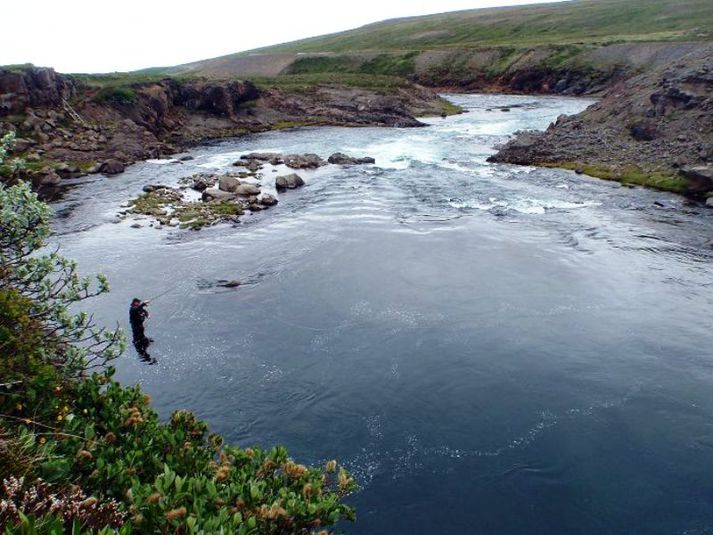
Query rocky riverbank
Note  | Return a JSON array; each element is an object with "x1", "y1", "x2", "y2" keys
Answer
[
  {"x1": 489, "y1": 45, "x2": 713, "y2": 200},
  {"x1": 0, "y1": 67, "x2": 456, "y2": 193}
]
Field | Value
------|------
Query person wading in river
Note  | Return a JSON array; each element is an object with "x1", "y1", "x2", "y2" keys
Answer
[{"x1": 129, "y1": 298, "x2": 155, "y2": 363}]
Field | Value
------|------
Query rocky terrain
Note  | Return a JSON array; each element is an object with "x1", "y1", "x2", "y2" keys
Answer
[
  {"x1": 0, "y1": 67, "x2": 454, "y2": 193},
  {"x1": 489, "y1": 45, "x2": 713, "y2": 198}
]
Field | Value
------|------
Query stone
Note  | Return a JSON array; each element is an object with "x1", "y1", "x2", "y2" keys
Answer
[
  {"x1": 706, "y1": 197, "x2": 713, "y2": 208},
  {"x1": 241, "y1": 152, "x2": 283, "y2": 164},
  {"x1": 11, "y1": 137, "x2": 35, "y2": 152},
  {"x1": 142, "y1": 184, "x2": 170, "y2": 193},
  {"x1": 328, "y1": 152, "x2": 375, "y2": 165},
  {"x1": 284, "y1": 153, "x2": 326, "y2": 169},
  {"x1": 178, "y1": 155, "x2": 194, "y2": 161},
  {"x1": 234, "y1": 183, "x2": 261, "y2": 196},
  {"x1": 202, "y1": 188, "x2": 237, "y2": 202},
  {"x1": 100, "y1": 159, "x2": 125, "y2": 175},
  {"x1": 259, "y1": 193, "x2": 278, "y2": 206},
  {"x1": 275, "y1": 173, "x2": 305, "y2": 190},
  {"x1": 680, "y1": 166, "x2": 713, "y2": 194},
  {"x1": 181, "y1": 173, "x2": 217, "y2": 191},
  {"x1": 219, "y1": 175, "x2": 241, "y2": 192},
  {"x1": 37, "y1": 169, "x2": 60, "y2": 186}
]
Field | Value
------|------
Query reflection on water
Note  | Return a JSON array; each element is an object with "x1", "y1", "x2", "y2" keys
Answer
[{"x1": 52, "y1": 94, "x2": 713, "y2": 534}]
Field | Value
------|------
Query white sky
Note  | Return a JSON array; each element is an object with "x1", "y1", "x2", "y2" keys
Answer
[{"x1": 3, "y1": 0, "x2": 567, "y2": 73}]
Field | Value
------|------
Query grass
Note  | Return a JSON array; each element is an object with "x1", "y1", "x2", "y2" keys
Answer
[
  {"x1": 546, "y1": 162, "x2": 689, "y2": 194},
  {"x1": 129, "y1": 190, "x2": 244, "y2": 229},
  {"x1": 248, "y1": 0, "x2": 713, "y2": 54},
  {"x1": 0, "y1": 63, "x2": 37, "y2": 73},
  {"x1": 129, "y1": 190, "x2": 175, "y2": 216},
  {"x1": 252, "y1": 72, "x2": 415, "y2": 94},
  {"x1": 173, "y1": 201, "x2": 243, "y2": 229}
]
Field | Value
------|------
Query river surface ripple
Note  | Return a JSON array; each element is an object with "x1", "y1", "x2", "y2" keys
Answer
[{"x1": 52, "y1": 94, "x2": 713, "y2": 534}]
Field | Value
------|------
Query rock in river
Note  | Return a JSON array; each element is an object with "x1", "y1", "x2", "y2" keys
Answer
[
  {"x1": 284, "y1": 153, "x2": 326, "y2": 169},
  {"x1": 100, "y1": 159, "x2": 126, "y2": 175},
  {"x1": 328, "y1": 152, "x2": 375, "y2": 165},
  {"x1": 234, "y1": 183, "x2": 261, "y2": 196},
  {"x1": 275, "y1": 173, "x2": 305, "y2": 191},
  {"x1": 219, "y1": 175, "x2": 241, "y2": 193},
  {"x1": 202, "y1": 188, "x2": 237, "y2": 202},
  {"x1": 259, "y1": 193, "x2": 278, "y2": 206}
]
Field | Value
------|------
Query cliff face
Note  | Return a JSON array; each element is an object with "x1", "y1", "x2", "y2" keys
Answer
[
  {"x1": 0, "y1": 68, "x2": 76, "y2": 115},
  {"x1": 489, "y1": 46, "x2": 713, "y2": 196},
  {"x1": 0, "y1": 68, "x2": 452, "y2": 191}
]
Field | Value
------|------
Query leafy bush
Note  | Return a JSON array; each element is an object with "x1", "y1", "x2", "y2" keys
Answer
[
  {"x1": 0, "y1": 135, "x2": 356, "y2": 533},
  {"x1": 94, "y1": 86, "x2": 138, "y2": 106}
]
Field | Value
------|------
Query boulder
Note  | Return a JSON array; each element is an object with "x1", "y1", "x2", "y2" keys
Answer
[
  {"x1": 142, "y1": 184, "x2": 171, "y2": 193},
  {"x1": 37, "y1": 169, "x2": 60, "y2": 186},
  {"x1": 178, "y1": 155, "x2": 194, "y2": 161},
  {"x1": 219, "y1": 175, "x2": 241, "y2": 192},
  {"x1": 100, "y1": 159, "x2": 126, "y2": 175},
  {"x1": 328, "y1": 152, "x2": 375, "y2": 165},
  {"x1": 629, "y1": 122, "x2": 657, "y2": 141},
  {"x1": 706, "y1": 197, "x2": 713, "y2": 208},
  {"x1": 181, "y1": 173, "x2": 217, "y2": 191},
  {"x1": 234, "y1": 183, "x2": 261, "y2": 196},
  {"x1": 233, "y1": 159, "x2": 263, "y2": 172},
  {"x1": 202, "y1": 188, "x2": 237, "y2": 202},
  {"x1": 241, "y1": 152, "x2": 283, "y2": 165},
  {"x1": 259, "y1": 193, "x2": 278, "y2": 206},
  {"x1": 11, "y1": 137, "x2": 35, "y2": 152},
  {"x1": 55, "y1": 163, "x2": 80, "y2": 179},
  {"x1": 284, "y1": 153, "x2": 326, "y2": 169},
  {"x1": 680, "y1": 166, "x2": 713, "y2": 194},
  {"x1": 275, "y1": 173, "x2": 305, "y2": 191}
]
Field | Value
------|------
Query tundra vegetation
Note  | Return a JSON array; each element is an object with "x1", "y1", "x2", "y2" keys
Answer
[{"x1": 0, "y1": 134, "x2": 356, "y2": 533}]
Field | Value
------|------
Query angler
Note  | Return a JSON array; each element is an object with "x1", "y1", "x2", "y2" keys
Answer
[{"x1": 129, "y1": 297, "x2": 153, "y2": 361}]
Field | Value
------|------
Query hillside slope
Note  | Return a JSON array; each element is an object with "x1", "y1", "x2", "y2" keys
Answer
[
  {"x1": 248, "y1": 0, "x2": 713, "y2": 53},
  {"x1": 168, "y1": 0, "x2": 713, "y2": 94}
]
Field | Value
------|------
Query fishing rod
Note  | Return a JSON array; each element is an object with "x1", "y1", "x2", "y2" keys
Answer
[{"x1": 145, "y1": 287, "x2": 174, "y2": 303}]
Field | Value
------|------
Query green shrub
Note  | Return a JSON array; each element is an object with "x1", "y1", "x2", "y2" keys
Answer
[{"x1": 94, "y1": 86, "x2": 138, "y2": 106}]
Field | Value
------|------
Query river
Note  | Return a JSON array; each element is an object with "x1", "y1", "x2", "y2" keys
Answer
[{"x1": 51, "y1": 94, "x2": 713, "y2": 534}]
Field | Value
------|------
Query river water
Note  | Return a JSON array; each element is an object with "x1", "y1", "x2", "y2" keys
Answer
[{"x1": 52, "y1": 94, "x2": 713, "y2": 534}]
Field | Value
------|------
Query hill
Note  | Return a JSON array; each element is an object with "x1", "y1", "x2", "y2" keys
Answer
[{"x1": 167, "y1": 0, "x2": 713, "y2": 94}]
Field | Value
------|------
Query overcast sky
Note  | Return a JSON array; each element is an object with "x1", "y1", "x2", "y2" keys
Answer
[{"x1": 3, "y1": 0, "x2": 567, "y2": 73}]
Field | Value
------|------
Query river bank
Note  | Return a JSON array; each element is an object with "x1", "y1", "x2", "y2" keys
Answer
[
  {"x1": 489, "y1": 45, "x2": 713, "y2": 199},
  {"x1": 0, "y1": 67, "x2": 457, "y2": 194}
]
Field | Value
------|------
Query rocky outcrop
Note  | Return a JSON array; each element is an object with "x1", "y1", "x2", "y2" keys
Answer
[
  {"x1": 490, "y1": 46, "x2": 713, "y2": 197},
  {"x1": 0, "y1": 68, "x2": 75, "y2": 115}
]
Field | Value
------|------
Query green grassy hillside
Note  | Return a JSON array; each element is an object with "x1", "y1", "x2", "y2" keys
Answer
[
  {"x1": 248, "y1": 0, "x2": 712, "y2": 54},
  {"x1": 164, "y1": 0, "x2": 712, "y2": 91}
]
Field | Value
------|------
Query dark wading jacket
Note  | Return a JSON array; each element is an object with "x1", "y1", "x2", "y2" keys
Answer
[{"x1": 129, "y1": 303, "x2": 149, "y2": 328}]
